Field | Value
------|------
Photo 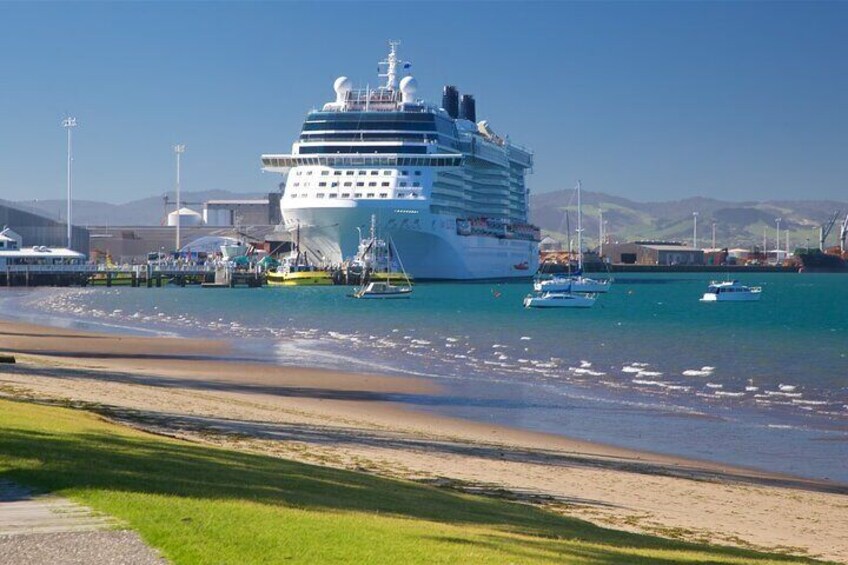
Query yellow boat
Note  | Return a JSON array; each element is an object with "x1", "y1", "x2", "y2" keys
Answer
[{"x1": 266, "y1": 266, "x2": 333, "y2": 286}]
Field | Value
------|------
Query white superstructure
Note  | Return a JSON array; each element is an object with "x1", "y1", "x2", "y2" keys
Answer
[{"x1": 261, "y1": 42, "x2": 540, "y2": 280}]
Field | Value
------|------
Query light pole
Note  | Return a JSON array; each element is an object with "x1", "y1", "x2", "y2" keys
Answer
[
  {"x1": 775, "y1": 218, "x2": 782, "y2": 263},
  {"x1": 174, "y1": 144, "x2": 186, "y2": 253},
  {"x1": 598, "y1": 209, "x2": 604, "y2": 257},
  {"x1": 62, "y1": 117, "x2": 77, "y2": 249},
  {"x1": 711, "y1": 222, "x2": 717, "y2": 250},
  {"x1": 692, "y1": 212, "x2": 699, "y2": 249}
]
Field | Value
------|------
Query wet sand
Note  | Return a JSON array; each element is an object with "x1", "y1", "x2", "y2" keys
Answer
[{"x1": 1, "y1": 319, "x2": 846, "y2": 562}]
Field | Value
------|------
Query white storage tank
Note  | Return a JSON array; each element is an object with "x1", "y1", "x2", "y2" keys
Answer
[{"x1": 167, "y1": 207, "x2": 203, "y2": 227}]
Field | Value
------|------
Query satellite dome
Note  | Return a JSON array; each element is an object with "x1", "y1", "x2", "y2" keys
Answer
[
  {"x1": 334, "y1": 76, "x2": 352, "y2": 95},
  {"x1": 399, "y1": 76, "x2": 418, "y2": 102}
]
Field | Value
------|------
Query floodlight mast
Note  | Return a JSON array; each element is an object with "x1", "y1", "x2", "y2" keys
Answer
[
  {"x1": 62, "y1": 117, "x2": 77, "y2": 249},
  {"x1": 174, "y1": 144, "x2": 186, "y2": 252}
]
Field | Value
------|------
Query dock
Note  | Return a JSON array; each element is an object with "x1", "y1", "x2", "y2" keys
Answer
[{"x1": 0, "y1": 264, "x2": 262, "y2": 288}]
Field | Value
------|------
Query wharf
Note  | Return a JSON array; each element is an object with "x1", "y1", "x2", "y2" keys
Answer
[{"x1": 0, "y1": 264, "x2": 262, "y2": 288}]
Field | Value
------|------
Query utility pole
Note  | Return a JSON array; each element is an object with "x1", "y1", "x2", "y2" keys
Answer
[
  {"x1": 775, "y1": 218, "x2": 782, "y2": 261},
  {"x1": 62, "y1": 117, "x2": 77, "y2": 249},
  {"x1": 174, "y1": 144, "x2": 186, "y2": 253}
]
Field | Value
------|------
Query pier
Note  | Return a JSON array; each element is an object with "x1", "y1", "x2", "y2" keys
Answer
[{"x1": 0, "y1": 264, "x2": 262, "y2": 288}]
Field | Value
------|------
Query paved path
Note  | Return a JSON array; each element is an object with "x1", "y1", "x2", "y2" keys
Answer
[{"x1": 0, "y1": 480, "x2": 164, "y2": 564}]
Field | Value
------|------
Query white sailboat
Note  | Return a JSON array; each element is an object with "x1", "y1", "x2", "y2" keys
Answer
[{"x1": 534, "y1": 181, "x2": 611, "y2": 294}]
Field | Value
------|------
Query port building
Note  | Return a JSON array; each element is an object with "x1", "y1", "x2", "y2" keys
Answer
[
  {"x1": 603, "y1": 241, "x2": 704, "y2": 266},
  {"x1": 0, "y1": 201, "x2": 89, "y2": 252}
]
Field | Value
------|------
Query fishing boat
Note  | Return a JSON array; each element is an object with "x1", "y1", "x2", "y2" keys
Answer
[
  {"x1": 523, "y1": 291, "x2": 596, "y2": 308},
  {"x1": 347, "y1": 215, "x2": 413, "y2": 285},
  {"x1": 700, "y1": 280, "x2": 762, "y2": 302},
  {"x1": 351, "y1": 232, "x2": 413, "y2": 299},
  {"x1": 267, "y1": 221, "x2": 333, "y2": 286}
]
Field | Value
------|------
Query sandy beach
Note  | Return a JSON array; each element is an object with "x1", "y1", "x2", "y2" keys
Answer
[{"x1": 0, "y1": 318, "x2": 846, "y2": 563}]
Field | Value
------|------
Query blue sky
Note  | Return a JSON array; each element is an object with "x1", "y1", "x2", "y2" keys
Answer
[{"x1": 1, "y1": 1, "x2": 846, "y2": 204}]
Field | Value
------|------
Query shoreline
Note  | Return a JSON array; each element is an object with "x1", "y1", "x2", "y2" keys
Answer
[{"x1": 1, "y1": 318, "x2": 847, "y2": 561}]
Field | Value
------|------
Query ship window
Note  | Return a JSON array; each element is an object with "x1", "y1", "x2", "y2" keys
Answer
[
  {"x1": 331, "y1": 182, "x2": 338, "y2": 187},
  {"x1": 383, "y1": 170, "x2": 391, "y2": 175},
  {"x1": 319, "y1": 182, "x2": 327, "y2": 187},
  {"x1": 343, "y1": 182, "x2": 352, "y2": 187},
  {"x1": 367, "y1": 193, "x2": 375, "y2": 198},
  {"x1": 321, "y1": 170, "x2": 329, "y2": 176},
  {"x1": 368, "y1": 182, "x2": 376, "y2": 187},
  {"x1": 356, "y1": 182, "x2": 364, "y2": 187},
  {"x1": 414, "y1": 170, "x2": 421, "y2": 176},
  {"x1": 329, "y1": 194, "x2": 338, "y2": 198},
  {"x1": 381, "y1": 182, "x2": 390, "y2": 187},
  {"x1": 306, "y1": 171, "x2": 313, "y2": 175},
  {"x1": 358, "y1": 170, "x2": 366, "y2": 175},
  {"x1": 317, "y1": 193, "x2": 325, "y2": 198},
  {"x1": 346, "y1": 170, "x2": 354, "y2": 175},
  {"x1": 290, "y1": 194, "x2": 297, "y2": 198},
  {"x1": 355, "y1": 193, "x2": 362, "y2": 198},
  {"x1": 380, "y1": 193, "x2": 388, "y2": 198},
  {"x1": 413, "y1": 182, "x2": 420, "y2": 187},
  {"x1": 341, "y1": 193, "x2": 350, "y2": 198},
  {"x1": 398, "y1": 192, "x2": 407, "y2": 198},
  {"x1": 296, "y1": 171, "x2": 302, "y2": 176},
  {"x1": 293, "y1": 182, "x2": 300, "y2": 187},
  {"x1": 400, "y1": 170, "x2": 409, "y2": 176},
  {"x1": 333, "y1": 171, "x2": 341, "y2": 175},
  {"x1": 370, "y1": 170, "x2": 378, "y2": 175},
  {"x1": 400, "y1": 182, "x2": 407, "y2": 187}
]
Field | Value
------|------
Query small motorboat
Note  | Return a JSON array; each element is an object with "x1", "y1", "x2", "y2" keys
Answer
[
  {"x1": 700, "y1": 280, "x2": 762, "y2": 302},
  {"x1": 523, "y1": 291, "x2": 596, "y2": 308},
  {"x1": 352, "y1": 281, "x2": 412, "y2": 299}
]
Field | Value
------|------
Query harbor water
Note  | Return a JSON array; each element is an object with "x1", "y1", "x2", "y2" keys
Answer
[{"x1": 2, "y1": 272, "x2": 847, "y2": 482}]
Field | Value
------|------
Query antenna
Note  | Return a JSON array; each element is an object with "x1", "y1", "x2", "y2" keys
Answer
[{"x1": 378, "y1": 40, "x2": 406, "y2": 90}]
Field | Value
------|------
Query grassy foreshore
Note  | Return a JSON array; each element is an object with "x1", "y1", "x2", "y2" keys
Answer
[
  {"x1": 0, "y1": 318, "x2": 846, "y2": 563},
  {"x1": 0, "y1": 397, "x2": 828, "y2": 564}
]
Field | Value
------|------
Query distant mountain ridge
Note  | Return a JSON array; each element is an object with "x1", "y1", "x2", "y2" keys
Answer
[
  {"x1": 530, "y1": 189, "x2": 848, "y2": 250},
  {"x1": 11, "y1": 190, "x2": 268, "y2": 227},
  {"x1": 11, "y1": 189, "x2": 848, "y2": 250}
]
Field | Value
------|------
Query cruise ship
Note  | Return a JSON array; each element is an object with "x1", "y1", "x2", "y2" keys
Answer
[{"x1": 261, "y1": 42, "x2": 540, "y2": 280}]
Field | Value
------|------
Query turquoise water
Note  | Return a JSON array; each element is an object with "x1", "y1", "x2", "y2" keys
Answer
[{"x1": 4, "y1": 272, "x2": 847, "y2": 482}]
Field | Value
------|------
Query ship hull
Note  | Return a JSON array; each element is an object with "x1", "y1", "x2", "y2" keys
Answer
[{"x1": 282, "y1": 204, "x2": 539, "y2": 280}]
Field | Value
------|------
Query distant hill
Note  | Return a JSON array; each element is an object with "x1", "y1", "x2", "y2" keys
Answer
[
  {"x1": 530, "y1": 189, "x2": 848, "y2": 250},
  {"x1": 13, "y1": 190, "x2": 268, "y2": 227}
]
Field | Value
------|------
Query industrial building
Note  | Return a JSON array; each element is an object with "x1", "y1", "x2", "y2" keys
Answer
[
  {"x1": 603, "y1": 241, "x2": 704, "y2": 266},
  {"x1": 203, "y1": 194, "x2": 282, "y2": 227},
  {"x1": 0, "y1": 201, "x2": 89, "y2": 252}
]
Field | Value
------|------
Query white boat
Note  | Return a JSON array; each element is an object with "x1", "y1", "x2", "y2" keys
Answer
[
  {"x1": 534, "y1": 275, "x2": 610, "y2": 293},
  {"x1": 261, "y1": 42, "x2": 540, "y2": 280},
  {"x1": 700, "y1": 280, "x2": 762, "y2": 302},
  {"x1": 352, "y1": 281, "x2": 412, "y2": 299},
  {"x1": 523, "y1": 291, "x2": 596, "y2": 308}
]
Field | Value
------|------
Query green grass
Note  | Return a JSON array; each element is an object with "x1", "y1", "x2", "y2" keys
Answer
[{"x1": 0, "y1": 398, "x2": 826, "y2": 564}]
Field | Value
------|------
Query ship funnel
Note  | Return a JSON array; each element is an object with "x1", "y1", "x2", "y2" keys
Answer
[
  {"x1": 442, "y1": 85, "x2": 459, "y2": 119},
  {"x1": 459, "y1": 94, "x2": 476, "y2": 122}
]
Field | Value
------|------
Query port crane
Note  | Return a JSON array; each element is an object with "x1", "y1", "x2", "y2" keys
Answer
[
  {"x1": 841, "y1": 213, "x2": 848, "y2": 253},
  {"x1": 819, "y1": 212, "x2": 840, "y2": 251}
]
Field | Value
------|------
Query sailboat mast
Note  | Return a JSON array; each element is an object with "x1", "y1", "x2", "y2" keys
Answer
[{"x1": 576, "y1": 180, "x2": 583, "y2": 271}]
